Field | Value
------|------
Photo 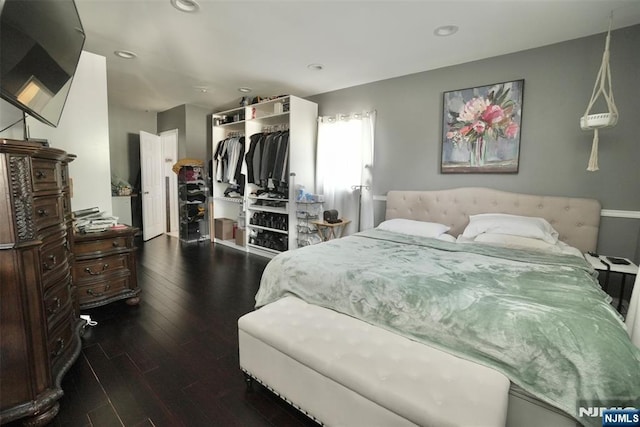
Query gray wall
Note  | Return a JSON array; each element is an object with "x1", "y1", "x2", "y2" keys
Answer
[
  {"x1": 156, "y1": 104, "x2": 210, "y2": 162},
  {"x1": 108, "y1": 103, "x2": 211, "y2": 189},
  {"x1": 309, "y1": 24, "x2": 640, "y2": 262},
  {"x1": 185, "y1": 104, "x2": 211, "y2": 162},
  {"x1": 158, "y1": 104, "x2": 187, "y2": 158},
  {"x1": 108, "y1": 103, "x2": 157, "y2": 186}
]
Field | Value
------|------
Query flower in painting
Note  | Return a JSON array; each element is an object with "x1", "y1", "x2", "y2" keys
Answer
[
  {"x1": 480, "y1": 104, "x2": 504, "y2": 126},
  {"x1": 459, "y1": 97, "x2": 490, "y2": 122},
  {"x1": 445, "y1": 83, "x2": 521, "y2": 166},
  {"x1": 472, "y1": 121, "x2": 486, "y2": 134},
  {"x1": 505, "y1": 121, "x2": 519, "y2": 139}
]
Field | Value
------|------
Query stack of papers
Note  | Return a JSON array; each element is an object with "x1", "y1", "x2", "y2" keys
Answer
[{"x1": 73, "y1": 208, "x2": 118, "y2": 233}]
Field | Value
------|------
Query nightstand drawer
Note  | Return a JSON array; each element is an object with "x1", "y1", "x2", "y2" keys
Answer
[
  {"x1": 73, "y1": 236, "x2": 131, "y2": 258},
  {"x1": 77, "y1": 274, "x2": 132, "y2": 306},
  {"x1": 73, "y1": 254, "x2": 129, "y2": 282},
  {"x1": 31, "y1": 159, "x2": 61, "y2": 193}
]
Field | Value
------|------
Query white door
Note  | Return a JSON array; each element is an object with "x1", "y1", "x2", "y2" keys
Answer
[
  {"x1": 140, "y1": 130, "x2": 165, "y2": 241},
  {"x1": 160, "y1": 130, "x2": 179, "y2": 233}
]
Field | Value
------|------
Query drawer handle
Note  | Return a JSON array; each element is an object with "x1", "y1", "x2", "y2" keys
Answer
[
  {"x1": 43, "y1": 255, "x2": 57, "y2": 270},
  {"x1": 47, "y1": 297, "x2": 62, "y2": 315},
  {"x1": 51, "y1": 338, "x2": 65, "y2": 358},
  {"x1": 36, "y1": 170, "x2": 47, "y2": 179},
  {"x1": 38, "y1": 208, "x2": 49, "y2": 217},
  {"x1": 85, "y1": 263, "x2": 109, "y2": 275},
  {"x1": 112, "y1": 240, "x2": 120, "y2": 247},
  {"x1": 87, "y1": 283, "x2": 111, "y2": 297}
]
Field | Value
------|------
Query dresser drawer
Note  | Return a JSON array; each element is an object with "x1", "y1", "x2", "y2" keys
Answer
[
  {"x1": 44, "y1": 274, "x2": 72, "y2": 330},
  {"x1": 73, "y1": 253, "x2": 129, "y2": 283},
  {"x1": 74, "y1": 236, "x2": 132, "y2": 258},
  {"x1": 60, "y1": 162, "x2": 70, "y2": 188},
  {"x1": 62, "y1": 192, "x2": 72, "y2": 218},
  {"x1": 31, "y1": 158, "x2": 61, "y2": 193},
  {"x1": 77, "y1": 274, "x2": 132, "y2": 306},
  {"x1": 41, "y1": 231, "x2": 70, "y2": 290},
  {"x1": 33, "y1": 195, "x2": 63, "y2": 232},
  {"x1": 48, "y1": 307, "x2": 74, "y2": 369}
]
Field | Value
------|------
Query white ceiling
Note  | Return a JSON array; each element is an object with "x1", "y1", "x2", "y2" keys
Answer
[{"x1": 75, "y1": 0, "x2": 640, "y2": 114}]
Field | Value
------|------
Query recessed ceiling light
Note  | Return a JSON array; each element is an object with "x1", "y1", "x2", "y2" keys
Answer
[
  {"x1": 238, "y1": 87, "x2": 252, "y2": 93},
  {"x1": 114, "y1": 50, "x2": 137, "y2": 59},
  {"x1": 307, "y1": 63, "x2": 324, "y2": 71},
  {"x1": 171, "y1": 0, "x2": 200, "y2": 13},
  {"x1": 433, "y1": 25, "x2": 459, "y2": 37}
]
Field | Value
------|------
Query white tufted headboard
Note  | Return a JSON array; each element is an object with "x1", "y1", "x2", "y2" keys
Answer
[{"x1": 385, "y1": 188, "x2": 601, "y2": 253}]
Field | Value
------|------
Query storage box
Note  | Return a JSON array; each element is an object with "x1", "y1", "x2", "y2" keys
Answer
[
  {"x1": 235, "y1": 228, "x2": 246, "y2": 247},
  {"x1": 214, "y1": 218, "x2": 234, "y2": 240}
]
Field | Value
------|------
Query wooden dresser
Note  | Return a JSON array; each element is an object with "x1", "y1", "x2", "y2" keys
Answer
[
  {"x1": 72, "y1": 226, "x2": 141, "y2": 309},
  {"x1": 0, "y1": 139, "x2": 84, "y2": 426}
]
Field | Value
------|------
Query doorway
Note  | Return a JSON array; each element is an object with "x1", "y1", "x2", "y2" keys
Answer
[
  {"x1": 161, "y1": 129, "x2": 179, "y2": 236},
  {"x1": 140, "y1": 129, "x2": 179, "y2": 241}
]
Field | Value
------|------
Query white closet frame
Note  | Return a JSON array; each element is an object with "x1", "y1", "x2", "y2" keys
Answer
[{"x1": 210, "y1": 95, "x2": 318, "y2": 257}]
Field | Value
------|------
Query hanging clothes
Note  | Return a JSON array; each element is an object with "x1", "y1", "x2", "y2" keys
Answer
[
  {"x1": 245, "y1": 133, "x2": 263, "y2": 184},
  {"x1": 213, "y1": 136, "x2": 245, "y2": 185},
  {"x1": 245, "y1": 130, "x2": 289, "y2": 189},
  {"x1": 273, "y1": 130, "x2": 289, "y2": 185}
]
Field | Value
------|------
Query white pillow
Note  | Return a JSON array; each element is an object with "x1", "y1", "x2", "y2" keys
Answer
[
  {"x1": 377, "y1": 218, "x2": 450, "y2": 238},
  {"x1": 462, "y1": 213, "x2": 559, "y2": 244},
  {"x1": 436, "y1": 233, "x2": 456, "y2": 243},
  {"x1": 473, "y1": 233, "x2": 556, "y2": 251}
]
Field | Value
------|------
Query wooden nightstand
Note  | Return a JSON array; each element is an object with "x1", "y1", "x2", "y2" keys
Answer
[
  {"x1": 584, "y1": 253, "x2": 638, "y2": 312},
  {"x1": 310, "y1": 219, "x2": 351, "y2": 241},
  {"x1": 72, "y1": 226, "x2": 141, "y2": 309}
]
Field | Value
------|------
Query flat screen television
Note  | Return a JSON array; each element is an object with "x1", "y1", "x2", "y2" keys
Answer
[{"x1": 0, "y1": 0, "x2": 85, "y2": 128}]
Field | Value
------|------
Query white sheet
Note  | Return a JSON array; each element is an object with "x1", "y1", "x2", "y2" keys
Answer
[
  {"x1": 456, "y1": 234, "x2": 583, "y2": 257},
  {"x1": 626, "y1": 273, "x2": 640, "y2": 348}
]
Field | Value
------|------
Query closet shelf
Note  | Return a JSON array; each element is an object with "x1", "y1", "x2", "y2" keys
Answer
[
  {"x1": 249, "y1": 111, "x2": 290, "y2": 122},
  {"x1": 248, "y1": 196, "x2": 289, "y2": 203},
  {"x1": 216, "y1": 120, "x2": 246, "y2": 127},
  {"x1": 248, "y1": 205, "x2": 287, "y2": 214},
  {"x1": 214, "y1": 196, "x2": 243, "y2": 204},
  {"x1": 247, "y1": 224, "x2": 288, "y2": 235}
]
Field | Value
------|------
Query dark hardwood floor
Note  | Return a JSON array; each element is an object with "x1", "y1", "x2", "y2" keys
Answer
[{"x1": 24, "y1": 235, "x2": 319, "y2": 427}]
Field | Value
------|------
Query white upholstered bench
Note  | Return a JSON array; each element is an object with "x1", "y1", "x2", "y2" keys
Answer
[{"x1": 238, "y1": 296, "x2": 511, "y2": 427}]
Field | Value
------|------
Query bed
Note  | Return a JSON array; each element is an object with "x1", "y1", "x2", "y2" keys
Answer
[{"x1": 238, "y1": 187, "x2": 640, "y2": 427}]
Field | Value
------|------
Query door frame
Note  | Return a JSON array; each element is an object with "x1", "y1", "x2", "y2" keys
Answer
[
  {"x1": 140, "y1": 131, "x2": 165, "y2": 241},
  {"x1": 160, "y1": 129, "x2": 179, "y2": 234}
]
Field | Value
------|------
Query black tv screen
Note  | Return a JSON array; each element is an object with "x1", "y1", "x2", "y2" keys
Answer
[{"x1": 0, "y1": 0, "x2": 85, "y2": 128}]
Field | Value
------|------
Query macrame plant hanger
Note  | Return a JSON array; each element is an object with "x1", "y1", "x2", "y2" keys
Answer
[{"x1": 580, "y1": 12, "x2": 618, "y2": 172}]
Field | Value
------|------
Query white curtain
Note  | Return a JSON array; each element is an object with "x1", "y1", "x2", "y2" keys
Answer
[{"x1": 316, "y1": 110, "x2": 375, "y2": 232}]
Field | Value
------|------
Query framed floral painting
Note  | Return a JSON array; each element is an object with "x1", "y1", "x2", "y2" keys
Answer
[{"x1": 441, "y1": 79, "x2": 524, "y2": 173}]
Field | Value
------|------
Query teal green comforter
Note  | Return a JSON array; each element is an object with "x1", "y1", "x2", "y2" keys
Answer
[{"x1": 255, "y1": 229, "x2": 640, "y2": 427}]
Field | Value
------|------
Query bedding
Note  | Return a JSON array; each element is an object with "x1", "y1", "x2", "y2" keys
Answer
[
  {"x1": 461, "y1": 213, "x2": 559, "y2": 244},
  {"x1": 457, "y1": 233, "x2": 584, "y2": 257},
  {"x1": 255, "y1": 228, "x2": 640, "y2": 427},
  {"x1": 376, "y1": 218, "x2": 450, "y2": 238}
]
